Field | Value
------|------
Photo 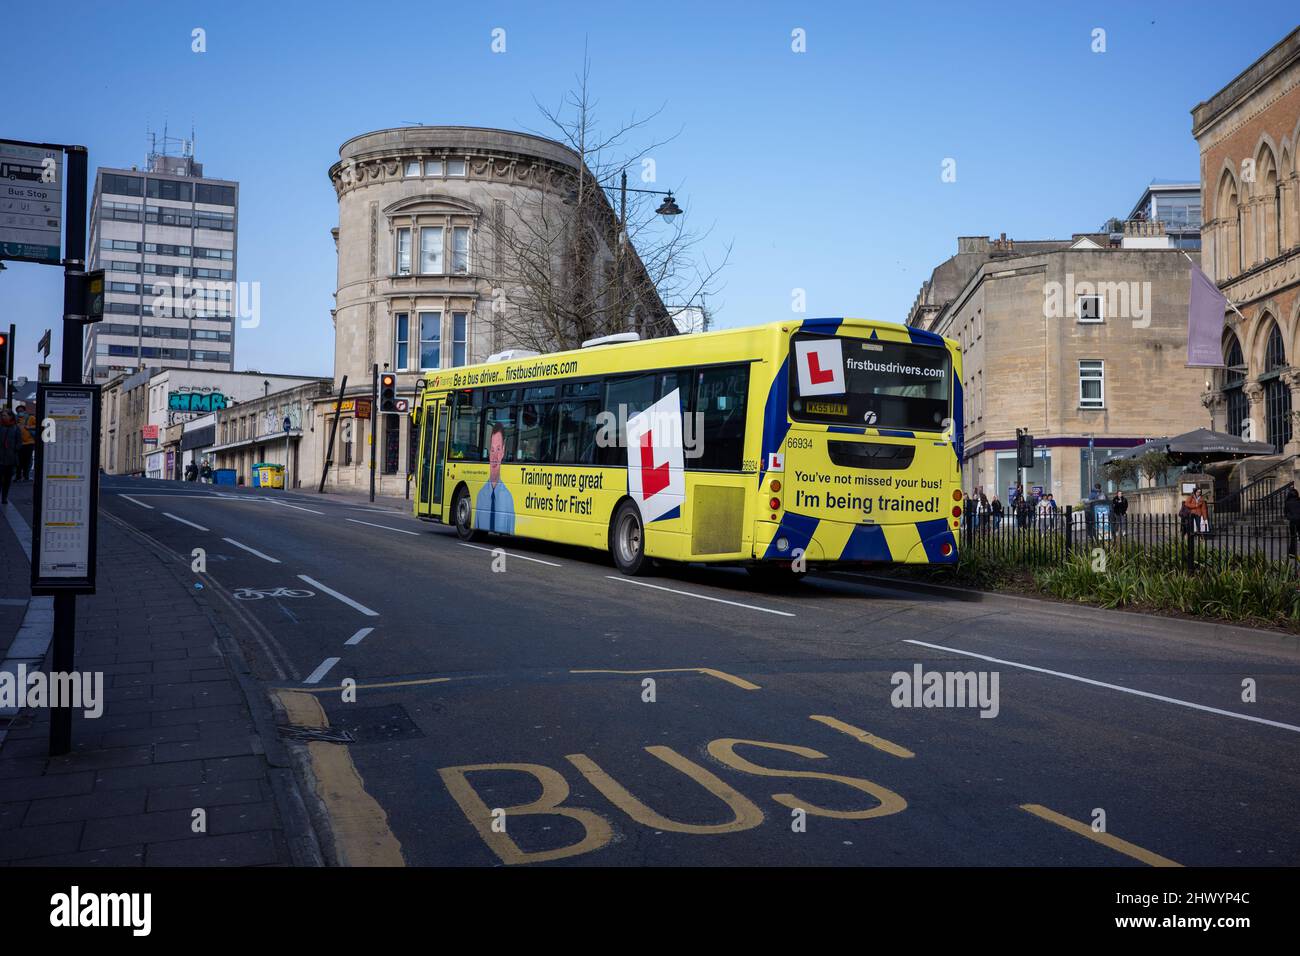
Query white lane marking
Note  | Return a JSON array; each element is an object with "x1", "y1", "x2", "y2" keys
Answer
[
  {"x1": 297, "y1": 574, "x2": 379, "y2": 617},
  {"x1": 459, "y1": 542, "x2": 562, "y2": 567},
  {"x1": 304, "y1": 657, "x2": 341, "y2": 685},
  {"x1": 903, "y1": 639, "x2": 1300, "y2": 734},
  {"x1": 346, "y1": 517, "x2": 419, "y2": 536},
  {"x1": 221, "y1": 537, "x2": 281, "y2": 563},
  {"x1": 163, "y1": 512, "x2": 209, "y2": 532},
  {"x1": 267, "y1": 499, "x2": 325, "y2": 515},
  {"x1": 605, "y1": 576, "x2": 796, "y2": 617},
  {"x1": 345, "y1": 627, "x2": 375, "y2": 646},
  {"x1": 119, "y1": 494, "x2": 154, "y2": 509}
]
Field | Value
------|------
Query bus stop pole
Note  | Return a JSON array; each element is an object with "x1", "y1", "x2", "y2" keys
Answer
[{"x1": 50, "y1": 145, "x2": 88, "y2": 756}]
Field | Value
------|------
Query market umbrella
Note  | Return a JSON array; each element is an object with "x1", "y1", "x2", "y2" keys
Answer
[{"x1": 1117, "y1": 427, "x2": 1275, "y2": 462}]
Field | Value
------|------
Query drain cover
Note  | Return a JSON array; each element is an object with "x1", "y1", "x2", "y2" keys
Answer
[{"x1": 332, "y1": 704, "x2": 424, "y2": 743}]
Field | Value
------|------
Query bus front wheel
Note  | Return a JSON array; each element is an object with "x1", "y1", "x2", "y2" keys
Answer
[
  {"x1": 610, "y1": 501, "x2": 649, "y2": 575},
  {"x1": 452, "y1": 486, "x2": 484, "y2": 542}
]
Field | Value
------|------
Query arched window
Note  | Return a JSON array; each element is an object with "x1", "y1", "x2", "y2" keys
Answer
[
  {"x1": 1223, "y1": 334, "x2": 1248, "y2": 437},
  {"x1": 1216, "y1": 169, "x2": 1240, "y2": 278},
  {"x1": 1262, "y1": 321, "x2": 1291, "y2": 452}
]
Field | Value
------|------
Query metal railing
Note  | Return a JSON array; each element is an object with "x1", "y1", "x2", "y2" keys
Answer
[
  {"x1": 963, "y1": 504, "x2": 1292, "y2": 570},
  {"x1": 1216, "y1": 454, "x2": 1296, "y2": 522}
]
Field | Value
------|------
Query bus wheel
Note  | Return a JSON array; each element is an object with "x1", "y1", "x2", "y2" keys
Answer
[
  {"x1": 452, "y1": 486, "x2": 483, "y2": 542},
  {"x1": 610, "y1": 501, "x2": 649, "y2": 575}
]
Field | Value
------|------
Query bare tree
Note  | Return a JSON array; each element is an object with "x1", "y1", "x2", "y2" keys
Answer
[{"x1": 489, "y1": 55, "x2": 728, "y2": 353}]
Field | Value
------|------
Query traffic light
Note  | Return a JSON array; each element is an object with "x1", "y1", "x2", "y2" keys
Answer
[
  {"x1": 1016, "y1": 429, "x2": 1034, "y2": 469},
  {"x1": 380, "y1": 373, "x2": 397, "y2": 413}
]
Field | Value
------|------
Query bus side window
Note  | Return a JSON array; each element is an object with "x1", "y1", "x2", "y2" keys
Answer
[
  {"x1": 484, "y1": 404, "x2": 518, "y2": 462},
  {"x1": 692, "y1": 364, "x2": 750, "y2": 471},
  {"x1": 517, "y1": 401, "x2": 557, "y2": 463},
  {"x1": 556, "y1": 400, "x2": 600, "y2": 465},
  {"x1": 600, "y1": 373, "x2": 656, "y2": 465},
  {"x1": 449, "y1": 391, "x2": 482, "y2": 461}
]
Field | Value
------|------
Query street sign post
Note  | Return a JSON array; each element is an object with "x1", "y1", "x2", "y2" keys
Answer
[
  {"x1": 0, "y1": 139, "x2": 63, "y2": 265},
  {"x1": 284, "y1": 415, "x2": 292, "y2": 490},
  {"x1": 4, "y1": 136, "x2": 93, "y2": 756}
]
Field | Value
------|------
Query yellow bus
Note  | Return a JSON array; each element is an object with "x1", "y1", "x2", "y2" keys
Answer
[{"x1": 412, "y1": 317, "x2": 963, "y2": 576}]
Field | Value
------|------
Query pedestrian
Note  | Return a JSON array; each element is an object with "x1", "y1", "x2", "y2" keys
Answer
[
  {"x1": 15, "y1": 404, "x2": 36, "y2": 481},
  {"x1": 1110, "y1": 488, "x2": 1129, "y2": 536},
  {"x1": 991, "y1": 495, "x2": 1003, "y2": 530},
  {"x1": 0, "y1": 409, "x2": 20, "y2": 505},
  {"x1": 1286, "y1": 485, "x2": 1300, "y2": 560},
  {"x1": 1181, "y1": 486, "x2": 1209, "y2": 537},
  {"x1": 200, "y1": 459, "x2": 213, "y2": 484},
  {"x1": 1088, "y1": 483, "x2": 1104, "y2": 502},
  {"x1": 185, "y1": 461, "x2": 198, "y2": 482}
]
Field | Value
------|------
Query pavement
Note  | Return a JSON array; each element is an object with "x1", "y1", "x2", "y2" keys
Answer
[
  {"x1": 14, "y1": 473, "x2": 1287, "y2": 868},
  {"x1": 0, "y1": 477, "x2": 320, "y2": 866}
]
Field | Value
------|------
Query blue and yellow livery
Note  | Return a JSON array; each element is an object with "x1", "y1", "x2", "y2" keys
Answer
[{"x1": 413, "y1": 317, "x2": 963, "y2": 576}]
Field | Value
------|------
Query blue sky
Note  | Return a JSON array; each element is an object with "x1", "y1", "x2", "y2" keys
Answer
[{"x1": 1, "y1": 1, "x2": 1297, "y2": 381}]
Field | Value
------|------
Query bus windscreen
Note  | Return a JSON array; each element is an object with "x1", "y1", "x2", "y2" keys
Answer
[{"x1": 788, "y1": 332, "x2": 951, "y2": 433}]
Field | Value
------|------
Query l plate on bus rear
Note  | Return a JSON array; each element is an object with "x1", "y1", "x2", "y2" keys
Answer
[{"x1": 766, "y1": 452, "x2": 784, "y2": 472}]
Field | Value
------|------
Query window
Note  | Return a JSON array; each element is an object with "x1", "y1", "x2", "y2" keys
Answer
[
  {"x1": 1077, "y1": 294, "x2": 1103, "y2": 323},
  {"x1": 146, "y1": 178, "x2": 193, "y2": 202},
  {"x1": 599, "y1": 373, "x2": 657, "y2": 465},
  {"x1": 1079, "y1": 360, "x2": 1104, "y2": 408},
  {"x1": 517, "y1": 401, "x2": 557, "y2": 463},
  {"x1": 693, "y1": 364, "x2": 750, "y2": 470},
  {"x1": 452, "y1": 312, "x2": 467, "y2": 366},
  {"x1": 420, "y1": 227, "x2": 443, "y2": 273},
  {"x1": 395, "y1": 228, "x2": 411, "y2": 275},
  {"x1": 450, "y1": 390, "x2": 482, "y2": 460},
  {"x1": 419, "y1": 311, "x2": 441, "y2": 369},
  {"x1": 102, "y1": 173, "x2": 143, "y2": 197},
  {"x1": 194, "y1": 183, "x2": 235, "y2": 206},
  {"x1": 425, "y1": 159, "x2": 443, "y2": 177},
  {"x1": 556, "y1": 400, "x2": 600, "y2": 464},
  {"x1": 483, "y1": 404, "x2": 517, "y2": 462},
  {"x1": 452, "y1": 227, "x2": 470, "y2": 273},
  {"x1": 405, "y1": 160, "x2": 421, "y2": 177},
  {"x1": 395, "y1": 313, "x2": 410, "y2": 370},
  {"x1": 383, "y1": 413, "x2": 400, "y2": 475},
  {"x1": 447, "y1": 159, "x2": 466, "y2": 177}
]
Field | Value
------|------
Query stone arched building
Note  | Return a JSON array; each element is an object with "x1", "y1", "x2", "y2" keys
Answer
[
  {"x1": 1195, "y1": 27, "x2": 1300, "y2": 462},
  {"x1": 313, "y1": 126, "x2": 671, "y2": 494}
]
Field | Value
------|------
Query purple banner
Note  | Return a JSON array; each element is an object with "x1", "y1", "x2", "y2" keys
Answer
[{"x1": 1186, "y1": 264, "x2": 1226, "y2": 367}]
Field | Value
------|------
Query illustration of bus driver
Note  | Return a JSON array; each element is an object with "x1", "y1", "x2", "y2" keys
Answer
[{"x1": 475, "y1": 422, "x2": 516, "y2": 534}]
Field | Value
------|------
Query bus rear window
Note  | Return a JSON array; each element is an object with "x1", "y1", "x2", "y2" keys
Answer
[{"x1": 788, "y1": 332, "x2": 951, "y2": 432}]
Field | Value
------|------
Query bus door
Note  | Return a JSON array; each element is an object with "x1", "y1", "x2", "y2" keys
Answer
[{"x1": 416, "y1": 399, "x2": 450, "y2": 519}]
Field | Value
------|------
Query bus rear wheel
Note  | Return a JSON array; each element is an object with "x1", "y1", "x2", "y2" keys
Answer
[
  {"x1": 452, "y1": 486, "x2": 483, "y2": 542},
  {"x1": 610, "y1": 501, "x2": 649, "y2": 575}
]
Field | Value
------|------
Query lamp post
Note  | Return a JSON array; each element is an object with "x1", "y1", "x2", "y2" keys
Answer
[{"x1": 615, "y1": 169, "x2": 682, "y2": 333}]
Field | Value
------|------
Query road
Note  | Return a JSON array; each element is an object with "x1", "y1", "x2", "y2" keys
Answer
[{"x1": 99, "y1": 475, "x2": 1300, "y2": 867}]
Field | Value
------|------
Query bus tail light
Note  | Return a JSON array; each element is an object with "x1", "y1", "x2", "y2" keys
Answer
[
  {"x1": 951, "y1": 505, "x2": 962, "y2": 518},
  {"x1": 941, "y1": 543, "x2": 953, "y2": 556},
  {"x1": 953, "y1": 489, "x2": 963, "y2": 501},
  {"x1": 769, "y1": 496, "x2": 782, "y2": 512},
  {"x1": 770, "y1": 479, "x2": 781, "y2": 493}
]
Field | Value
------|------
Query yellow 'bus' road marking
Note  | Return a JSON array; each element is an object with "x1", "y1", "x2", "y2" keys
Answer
[
  {"x1": 1019, "y1": 803, "x2": 1182, "y2": 867},
  {"x1": 808, "y1": 715, "x2": 915, "y2": 758},
  {"x1": 571, "y1": 667, "x2": 761, "y2": 691},
  {"x1": 283, "y1": 676, "x2": 455, "y2": 695},
  {"x1": 272, "y1": 689, "x2": 405, "y2": 867}
]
